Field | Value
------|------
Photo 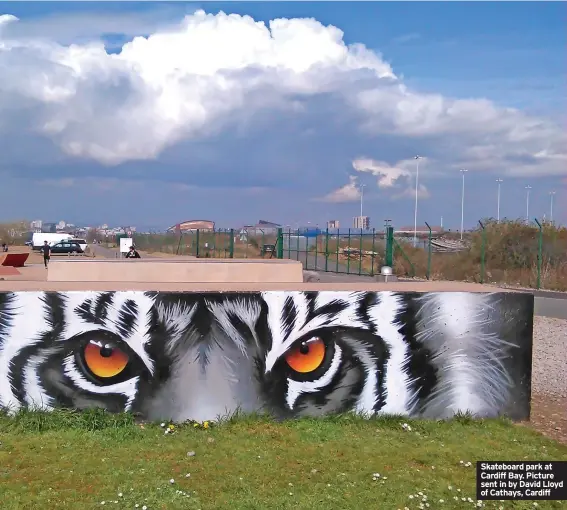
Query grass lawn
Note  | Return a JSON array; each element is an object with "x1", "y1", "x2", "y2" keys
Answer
[{"x1": 0, "y1": 410, "x2": 565, "y2": 510}]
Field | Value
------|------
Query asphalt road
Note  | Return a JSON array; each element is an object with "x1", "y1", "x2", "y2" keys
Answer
[
  {"x1": 91, "y1": 244, "x2": 119, "y2": 258},
  {"x1": 533, "y1": 297, "x2": 567, "y2": 319},
  {"x1": 91, "y1": 244, "x2": 159, "y2": 259}
]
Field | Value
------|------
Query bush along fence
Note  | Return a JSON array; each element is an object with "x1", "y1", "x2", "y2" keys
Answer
[
  {"x1": 394, "y1": 218, "x2": 567, "y2": 290},
  {"x1": 125, "y1": 219, "x2": 566, "y2": 290}
]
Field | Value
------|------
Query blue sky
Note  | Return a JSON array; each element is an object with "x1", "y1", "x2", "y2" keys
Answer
[{"x1": 0, "y1": 1, "x2": 565, "y2": 230}]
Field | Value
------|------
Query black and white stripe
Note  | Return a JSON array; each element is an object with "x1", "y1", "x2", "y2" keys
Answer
[{"x1": 0, "y1": 290, "x2": 531, "y2": 421}]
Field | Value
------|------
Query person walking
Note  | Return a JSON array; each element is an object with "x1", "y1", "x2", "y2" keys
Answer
[
  {"x1": 125, "y1": 245, "x2": 141, "y2": 259},
  {"x1": 41, "y1": 240, "x2": 51, "y2": 268}
]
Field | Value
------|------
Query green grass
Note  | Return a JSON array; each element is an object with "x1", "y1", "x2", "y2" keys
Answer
[{"x1": 0, "y1": 410, "x2": 565, "y2": 510}]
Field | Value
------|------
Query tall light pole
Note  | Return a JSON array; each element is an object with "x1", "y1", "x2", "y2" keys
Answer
[
  {"x1": 549, "y1": 191, "x2": 556, "y2": 224},
  {"x1": 359, "y1": 184, "x2": 366, "y2": 219},
  {"x1": 413, "y1": 155, "x2": 422, "y2": 247},
  {"x1": 496, "y1": 178, "x2": 503, "y2": 222},
  {"x1": 460, "y1": 169, "x2": 468, "y2": 240},
  {"x1": 525, "y1": 185, "x2": 532, "y2": 222}
]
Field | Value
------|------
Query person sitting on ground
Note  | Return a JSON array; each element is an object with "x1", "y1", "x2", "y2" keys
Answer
[
  {"x1": 125, "y1": 245, "x2": 141, "y2": 259},
  {"x1": 41, "y1": 240, "x2": 51, "y2": 268}
]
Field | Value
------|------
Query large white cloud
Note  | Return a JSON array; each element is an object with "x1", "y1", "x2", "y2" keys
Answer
[
  {"x1": 318, "y1": 175, "x2": 361, "y2": 203},
  {"x1": 0, "y1": 9, "x2": 565, "y2": 184},
  {"x1": 351, "y1": 157, "x2": 431, "y2": 201}
]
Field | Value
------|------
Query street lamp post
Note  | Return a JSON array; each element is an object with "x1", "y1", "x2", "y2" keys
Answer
[
  {"x1": 460, "y1": 169, "x2": 468, "y2": 240},
  {"x1": 496, "y1": 178, "x2": 503, "y2": 222},
  {"x1": 360, "y1": 184, "x2": 366, "y2": 219},
  {"x1": 413, "y1": 155, "x2": 422, "y2": 247},
  {"x1": 525, "y1": 186, "x2": 532, "y2": 222},
  {"x1": 549, "y1": 191, "x2": 556, "y2": 224}
]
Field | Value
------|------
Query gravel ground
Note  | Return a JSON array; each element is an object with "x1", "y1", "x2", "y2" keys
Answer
[
  {"x1": 532, "y1": 316, "x2": 567, "y2": 398},
  {"x1": 529, "y1": 317, "x2": 567, "y2": 444}
]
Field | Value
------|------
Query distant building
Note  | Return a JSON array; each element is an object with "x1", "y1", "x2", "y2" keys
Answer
[
  {"x1": 167, "y1": 220, "x2": 215, "y2": 233},
  {"x1": 42, "y1": 222, "x2": 57, "y2": 233},
  {"x1": 243, "y1": 220, "x2": 281, "y2": 235},
  {"x1": 30, "y1": 220, "x2": 43, "y2": 233},
  {"x1": 327, "y1": 220, "x2": 340, "y2": 229},
  {"x1": 353, "y1": 216, "x2": 370, "y2": 230}
]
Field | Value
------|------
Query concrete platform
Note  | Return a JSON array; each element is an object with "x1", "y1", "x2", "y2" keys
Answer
[{"x1": 46, "y1": 258, "x2": 305, "y2": 284}]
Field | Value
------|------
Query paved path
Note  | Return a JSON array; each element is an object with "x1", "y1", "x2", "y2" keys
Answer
[
  {"x1": 91, "y1": 244, "x2": 119, "y2": 258},
  {"x1": 533, "y1": 298, "x2": 567, "y2": 320},
  {"x1": 91, "y1": 244, "x2": 159, "y2": 259}
]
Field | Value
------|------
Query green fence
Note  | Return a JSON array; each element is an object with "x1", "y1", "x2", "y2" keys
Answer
[
  {"x1": 278, "y1": 226, "x2": 416, "y2": 277},
  {"x1": 125, "y1": 218, "x2": 567, "y2": 290},
  {"x1": 130, "y1": 229, "x2": 278, "y2": 259},
  {"x1": 400, "y1": 218, "x2": 567, "y2": 290},
  {"x1": 279, "y1": 228, "x2": 383, "y2": 275},
  {"x1": 130, "y1": 226, "x2": 415, "y2": 277}
]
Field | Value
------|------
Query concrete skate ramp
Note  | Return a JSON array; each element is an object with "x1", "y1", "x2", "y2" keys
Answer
[{"x1": 47, "y1": 258, "x2": 304, "y2": 283}]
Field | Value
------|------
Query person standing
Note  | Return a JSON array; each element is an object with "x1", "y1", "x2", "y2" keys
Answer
[
  {"x1": 41, "y1": 240, "x2": 51, "y2": 268},
  {"x1": 125, "y1": 245, "x2": 141, "y2": 259}
]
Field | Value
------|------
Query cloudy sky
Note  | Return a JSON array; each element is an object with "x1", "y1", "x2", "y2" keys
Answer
[{"x1": 0, "y1": 2, "x2": 565, "y2": 230}]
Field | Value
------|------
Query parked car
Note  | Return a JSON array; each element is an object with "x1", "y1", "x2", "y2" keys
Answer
[
  {"x1": 49, "y1": 241, "x2": 84, "y2": 255},
  {"x1": 67, "y1": 238, "x2": 88, "y2": 251}
]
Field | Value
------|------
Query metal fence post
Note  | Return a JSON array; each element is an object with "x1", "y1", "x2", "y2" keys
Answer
[
  {"x1": 347, "y1": 229, "x2": 352, "y2": 274},
  {"x1": 385, "y1": 226, "x2": 394, "y2": 267},
  {"x1": 324, "y1": 228, "x2": 329, "y2": 272},
  {"x1": 358, "y1": 229, "x2": 363, "y2": 275},
  {"x1": 335, "y1": 229, "x2": 340, "y2": 273},
  {"x1": 314, "y1": 231, "x2": 318, "y2": 270},
  {"x1": 478, "y1": 221, "x2": 486, "y2": 284},
  {"x1": 534, "y1": 218, "x2": 543, "y2": 289},
  {"x1": 370, "y1": 228, "x2": 376, "y2": 276},
  {"x1": 424, "y1": 222, "x2": 432, "y2": 280},
  {"x1": 276, "y1": 228, "x2": 284, "y2": 259},
  {"x1": 195, "y1": 229, "x2": 200, "y2": 258},
  {"x1": 229, "y1": 229, "x2": 235, "y2": 258}
]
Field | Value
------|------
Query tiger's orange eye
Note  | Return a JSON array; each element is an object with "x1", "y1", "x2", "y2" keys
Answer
[
  {"x1": 83, "y1": 342, "x2": 129, "y2": 378},
  {"x1": 285, "y1": 338, "x2": 326, "y2": 373}
]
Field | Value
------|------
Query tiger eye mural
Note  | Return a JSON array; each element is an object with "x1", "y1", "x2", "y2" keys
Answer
[{"x1": 0, "y1": 290, "x2": 533, "y2": 421}]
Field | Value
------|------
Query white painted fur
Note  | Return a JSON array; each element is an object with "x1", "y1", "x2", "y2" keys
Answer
[
  {"x1": 367, "y1": 291, "x2": 414, "y2": 415},
  {"x1": 414, "y1": 292, "x2": 516, "y2": 418}
]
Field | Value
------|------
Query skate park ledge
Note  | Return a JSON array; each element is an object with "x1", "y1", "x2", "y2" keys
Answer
[{"x1": 0, "y1": 256, "x2": 522, "y2": 292}]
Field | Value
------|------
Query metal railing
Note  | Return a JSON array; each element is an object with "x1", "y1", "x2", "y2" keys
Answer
[
  {"x1": 280, "y1": 228, "x2": 385, "y2": 276},
  {"x1": 130, "y1": 229, "x2": 278, "y2": 259},
  {"x1": 122, "y1": 218, "x2": 566, "y2": 290}
]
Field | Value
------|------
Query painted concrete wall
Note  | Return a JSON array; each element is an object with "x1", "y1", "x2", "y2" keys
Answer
[{"x1": 0, "y1": 291, "x2": 533, "y2": 422}]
